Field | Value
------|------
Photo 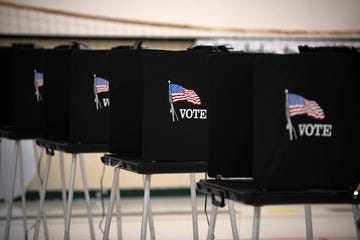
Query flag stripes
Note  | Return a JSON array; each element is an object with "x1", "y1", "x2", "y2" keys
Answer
[
  {"x1": 35, "y1": 72, "x2": 43, "y2": 87},
  {"x1": 95, "y1": 77, "x2": 109, "y2": 93},
  {"x1": 170, "y1": 83, "x2": 201, "y2": 105},
  {"x1": 288, "y1": 93, "x2": 325, "y2": 120}
]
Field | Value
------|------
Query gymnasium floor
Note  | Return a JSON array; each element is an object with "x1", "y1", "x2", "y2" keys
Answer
[{"x1": 0, "y1": 195, "x2": 358, "y2": 239}]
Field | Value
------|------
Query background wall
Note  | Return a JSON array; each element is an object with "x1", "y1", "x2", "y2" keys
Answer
[
  {"x1": 1, "y1": 0, "x2": 359, "y2": 194},
  {"x1": 1, "y1": 0, "x2": 360, "y2": 38}
]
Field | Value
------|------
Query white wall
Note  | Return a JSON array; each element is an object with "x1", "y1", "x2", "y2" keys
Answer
[
  {"x1": 1, "y1": 0, "x2": 360, "y2": 37},
  {"x1": 3, "y1": 0, "x2": 360, "y2": 30}
]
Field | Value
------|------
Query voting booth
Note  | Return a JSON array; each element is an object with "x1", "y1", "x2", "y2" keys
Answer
[
  {"x1": 202, "y1": 50, "x2": 360, "y2": 190},
  {"x1": 11, "y1": 48, "x2": 45, "y2": 137},
  {"x1": 1, "y1": 46, "x2": 44, "y2": 137},
  {"x1": 253, "y1": 52, "x2": 360, "y2": 190},
  {"x1": 0, "y1": 44, "x2": 46, "y2": 240},
  {"x1": 108, "y1": 49, "x2": 214, "y2": 162},
  {"x1": 196, "y1": 50, "x2": 360, "y2": 240},
  {"x1": 34, "y1": 46, "x2": 112, "y2": 239},
  {"x1": 142, "y1": 50, "x2": 212, "y2": 162},
  {"x1": 43, "y1": 48, "x2": 110, "y2": 145},
  {"x1": 102, "y1": 47, "x2": 229, "y2": 239}
]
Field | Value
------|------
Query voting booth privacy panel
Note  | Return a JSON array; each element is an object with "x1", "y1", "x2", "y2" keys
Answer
[
  {"x1": 142, "y1": 50, "x2": 213, "y2": 162},
  {"x1": 253, "y1": 52, "x2": 360, "y2": 190},
  {"x1": 108, "y1": 49, "x2": 160, "y2": 155},
  {"x1": 109, "y1": 49, "x2": 216, "y2": 162},
  {"x1": 207, "y1": 52, "x2": 256, "y2": 178},
  {"x1": 0, "y1": 47, "x2": 14, "y2": 128},
  {"x1": 43, "y1": 49, "x2": 110, "y2": 144},
  {"x1": 12, "y1": 48, "x2": 45, "y2": 136},
  {"x1": 207, "y1": 50, "x2": 360, "y2": 191},
  {"x1": 0, "y1": 46, "x2": 44, "y2": 137}
]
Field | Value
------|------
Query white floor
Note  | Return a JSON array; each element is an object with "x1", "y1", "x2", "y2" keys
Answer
[{"x1": 0, "y1": 196, "x2": 359, "y2": 240}]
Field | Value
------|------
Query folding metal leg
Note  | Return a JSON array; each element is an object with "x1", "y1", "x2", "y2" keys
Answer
[
  {"x1": 64, "y1": 153, "x2": 78, "y2": 240},
  {"x1": 115, "y1": 180, "x2": 123, "y2": 240},
  {"x1": 206, "y1": 198, "x2": 238, "y2": 240},
  {"x1": 252, "y1": 206, "x2": 261, "y2": 240},
  {"x1": 33, "y1": 154, "x2": 52, "y2": 240},
  {"x1": 4, "y1": 140, "x2": 19, "y2": 240},
  {"x1": 189, "y1": 173, "x2": 199, "y2": 240},
  {"x1": 104, "y1": 170, "x2": 156, "y2": 240},
  {"x1": 147, "y1": 184, "x2": 155, "y2": 240},
  {"x1": 352, "y1": 204, "x2": 360, "y2": 240},
  {"x1": 305, "y1": 204, "x2": 313, "y2": 240},
  {"x1": 207, "y1": 204, "x2": 218, "y2": 240},
  {"x1": 227, "y1": 200, "x2": 239, "y2": 240},
  {"x1": 0, "y1": 137, "x2": 2, "y2": 170},
  {"x1": 32, "y1": 141, "x2": 49, "y2": 240},
  {"x1": 141, "y1": 174, "x2": 156, "y2": 240},
  {"x1": 79, "y1": 154, "x2": 95, "y2": 240},
  {"x1": 59, "y1": 151, "x2": 67, "y2": 225},
  {"x1": 147, "y1": 199, "x2": 155, "y2": 240},
  {"x1": 3, "y1": 140, "x2": 31, "y2": 239},
  {"x1": 17, "y1": 142, "x2": 28, "y2": 240},
  {"x1": 103, "y1": 167, "x2": 121, "y2": 240},
  {"x1": 33, "y1": 146, "x2": 65, "y2": 240}
]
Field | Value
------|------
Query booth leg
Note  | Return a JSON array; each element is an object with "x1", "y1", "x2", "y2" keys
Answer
[
  {"x1": 33, "y1": 154, "x2": 52, "y2": 240},
  {"x1": 190, "y1": 173, "x2": 199, "y2": 240},
  {"x1": 64, "y1": 154, "x2": 78, "y2": 240},
  {"x1": 4, "y1": 141, "x2": 19, "y2": 240},
  {"x1": 252, "y1": 206, "x2": 261, "y2": 240},
  {"x1": 228, "y1": 200, "x2": 239, "y2": 240},
  {"x1": 352, "y1": 204, "x2": 360, "y2": 240},
  {"x1": 103, "y1": 167, "x2": 120, "y2": 240},
  {"x1": 79, "y1": 154, "x2": 95, "y2": 240},
  {"x1": 305, "y1": 204, "x2": 313, "y2": 240},
  {"x1": 207, "y1": 204, "x2": 218, "y2": 240}
]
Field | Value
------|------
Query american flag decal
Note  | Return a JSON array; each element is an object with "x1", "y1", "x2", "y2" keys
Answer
[
  {"x1": 34, "y1": 69, "x2": 43, "y2": 102},
  {"x1": 95, "y1": 77, "x2": 109, "y2": 93},
  {"x1": 288, "y1": 93, "x2": 325, "y2": 120},
  {"x1": 34, "y1": 72, "x2": 44, "y2": 87},
  {"x1": 170, "y1": 83, "x2": 201, "y2": 105}
]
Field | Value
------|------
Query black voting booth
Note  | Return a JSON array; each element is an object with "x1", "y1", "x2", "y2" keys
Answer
[
  {"x1": 103, "y1": 48, "x2": 213, "y2": 166},
  {"x1": 10, "y1": 48, "x2": 45, "y2": 137},
  {"x1": 41, "y1": 48, "x2": 110, "y2": 150},
  {"x1": 196, "y1": 51, "x2": 360, "y2": 240},
  {"x1": 101, "y1": 48, "x2": 222, "y2": 240},
  {"x1": 34, "y1": 46, "x2": 111, "y2": 240},
  {"x1": 142, "y1": 50, "x2": 211, "y2": 162},
  {"x1": 107, "y1": 49, "x2": 212, "y2": 162},
  {"x1": 0, "y1": 45, "x2": 47, "y2": 240},
  {"x1": 253, "y1": 52, "x2": 360, "y2": 190},
  {"x1": 0, "y1": 46, "x2": 45, "y2": 138}
]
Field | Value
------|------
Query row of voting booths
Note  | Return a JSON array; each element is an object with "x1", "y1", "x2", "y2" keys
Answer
[{"x1": 1, "y1": 42, "x2": 360, "y2": 239}]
